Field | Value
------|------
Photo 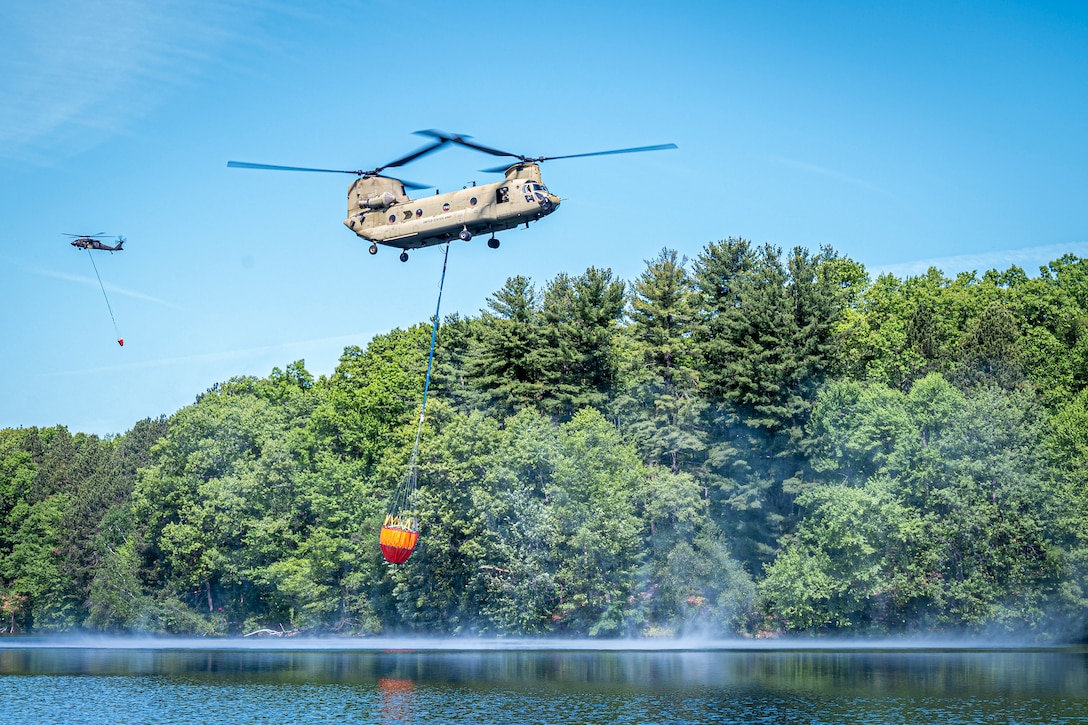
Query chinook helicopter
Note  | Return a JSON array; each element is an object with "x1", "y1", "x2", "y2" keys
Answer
[{"x1": 228, "y1": 131, "x2": 676, "y2": 262}]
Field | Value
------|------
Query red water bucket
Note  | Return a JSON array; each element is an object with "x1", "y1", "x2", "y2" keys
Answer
[{"x1": 380, "y1": 517, "x2": 419, "y2": 564}]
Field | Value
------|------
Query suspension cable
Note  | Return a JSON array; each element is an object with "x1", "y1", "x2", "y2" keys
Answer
[
  {"x1": 86, "y1": 250, "x2": 122, "y2": 344},
  {"x1": 386, "y1": 243, "x2": 451, "y2": 527}
]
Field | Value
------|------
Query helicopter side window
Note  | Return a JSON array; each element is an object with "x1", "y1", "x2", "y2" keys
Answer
[{"x1": 496, "y1": 186, "x2": 509, "y2": 204}]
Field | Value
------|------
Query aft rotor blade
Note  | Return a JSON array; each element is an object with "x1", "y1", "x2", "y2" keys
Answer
[
  {"x1": 415, "y1": 129, "x2": 519, "y2": 159},
  {"x1": 228, "y1": 160, "x2": 431, "y2": 189},
  {"x1": 227, "y1": 161, "x2": 368, "y2": 175},
  {"x1": 377, "y1": 139, "x2": 449, "y2": 171},
  {"x1": 481, "y1": 163, "x2": 525, "y2": 173}
]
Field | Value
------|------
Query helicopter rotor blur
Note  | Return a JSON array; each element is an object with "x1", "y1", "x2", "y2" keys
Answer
[{"x1": 227, "y1": 131, "x2": 676, "y2": 262}]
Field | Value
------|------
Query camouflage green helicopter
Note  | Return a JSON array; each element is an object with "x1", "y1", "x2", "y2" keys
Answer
[{"x1": 228, "y1": 130, "x2": 676, "y2": 262}]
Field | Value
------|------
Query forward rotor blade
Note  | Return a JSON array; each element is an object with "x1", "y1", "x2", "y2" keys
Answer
[
  {"x1": 227, "y1": 161, "x2": 367, "y2": 175},
  {"x1": 479, "y1": 143, "x2": 678, "y2": 173},
  {"x1": 542, "y1": 143, "x2": 678, "y2": 161}
]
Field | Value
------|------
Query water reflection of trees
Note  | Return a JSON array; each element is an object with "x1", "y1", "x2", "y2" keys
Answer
[{"x1": 4, "y1": 648, "x2": 1085, "y2": 698}]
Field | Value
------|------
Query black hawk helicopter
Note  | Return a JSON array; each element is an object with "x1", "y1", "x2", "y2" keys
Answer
[
  {"x1": 228, "y1": 130, "x2": 676, "y2": 262},
  {"x1": 66, "y1": 233, "x2": 125, "y2": 252},
  {"x1": 65, "y1": 233, "x2": 126, "y2": 346}
]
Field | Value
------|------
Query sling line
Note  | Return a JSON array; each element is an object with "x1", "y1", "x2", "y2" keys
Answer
[
  {"x1": 380, "y1": 243, "x2": 450, "y2": 564},
  {"x1": 86, "y1": 249, "x2": 122, "y2": 345}
]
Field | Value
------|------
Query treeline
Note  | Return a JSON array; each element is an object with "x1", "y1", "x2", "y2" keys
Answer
[{"x1": 2, "y1": 239, "x2": 1087, "y2": 640}]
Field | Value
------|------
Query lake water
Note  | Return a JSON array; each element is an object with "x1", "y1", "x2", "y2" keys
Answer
[{"x1": 2, "y1": 638, "x2": 1086, "y2": 724}]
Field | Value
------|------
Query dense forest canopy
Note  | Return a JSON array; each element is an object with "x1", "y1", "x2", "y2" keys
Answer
[{"x1": 3, "y1": 239, "x2": 1087, "y2": 640}]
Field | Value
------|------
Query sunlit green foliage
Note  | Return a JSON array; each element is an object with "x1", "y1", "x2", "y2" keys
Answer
[
  {"x1": 772, "y1": 375, "x2": 1063, "y2": 634},
  {"x1": 2, "y1": 250, "x2": 1087, "y2": 640}
]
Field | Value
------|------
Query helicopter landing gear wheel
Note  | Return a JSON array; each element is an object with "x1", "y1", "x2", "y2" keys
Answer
[
  {"x1": 399, "y1": 251, "x2": 409, "y2": 263},
  {"x1": 458, "y1": 227, "x2": 472, "y2": 242},
  {"x1": 368, "y1": 243, "x2": 378, "y2": 255},
  {"x1": 487, "y1": 237, "x2": 500, "y2": 249}
]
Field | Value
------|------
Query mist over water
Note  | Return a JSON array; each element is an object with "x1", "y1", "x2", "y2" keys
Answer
[
  {"x1": 3, "y1": 638, "x2": 1086, "y2": 724},
  {"x1": 0, "y1": 633, "x2": 1065, "y2": 651}
]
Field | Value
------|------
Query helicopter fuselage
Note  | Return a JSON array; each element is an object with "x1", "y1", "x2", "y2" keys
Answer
[
  {"x1": 343, "y1": 163, "x2": 561, "y2": 250},
  {"x1": 69, "y1": 237, "x2": 124, "y2": 251}
]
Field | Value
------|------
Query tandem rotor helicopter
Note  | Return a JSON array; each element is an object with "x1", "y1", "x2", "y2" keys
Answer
[
  {"x1": 65, "y1": 233, "x2": 125, "y2": 252},
  {"x1": 228, "y1": 130, "x2": 677, "y2": 262}
]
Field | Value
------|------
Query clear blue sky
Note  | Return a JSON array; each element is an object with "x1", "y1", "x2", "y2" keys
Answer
[{"x1": 2, "y1": 0, "x2": 1086, "y2": 435}]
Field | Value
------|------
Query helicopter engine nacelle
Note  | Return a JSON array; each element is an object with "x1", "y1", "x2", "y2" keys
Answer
[{"x1": 359, "y1": 191, "x2": 396, "y2": 210}]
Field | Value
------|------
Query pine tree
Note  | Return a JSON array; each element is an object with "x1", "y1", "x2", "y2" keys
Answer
[
  {"x1": 620, "y1": 248, "x2": 706, "y2": 473},
  {"x1": 471, "y1": 276, "x2": 546, "y2": 415},
  {"x1": 538, "y1": 267, "x2": 627, "y2": 421},
  {"x1": 692, "y1": 242, "x2": 845, "y2": 570}
]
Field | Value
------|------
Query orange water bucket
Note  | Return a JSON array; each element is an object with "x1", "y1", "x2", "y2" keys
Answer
[{"x1": 380, "y1": 516, "x2": 420, "y2": 564}]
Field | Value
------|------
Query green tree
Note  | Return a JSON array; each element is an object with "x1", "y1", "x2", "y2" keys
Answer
[
  {"x1": 132, "y1": 363, "x2": 321, "y2": 633},
  {"x1": 471, "y1": 276, "x2": 546, "y2": 414},
  {"x1": 953, "y1": 300, "x2": 1024, "y2": 390},
  {"x1": 309, "y1": 330, "x2": 428, "y2": 466},
  {"x1": 4, "y1": 494, "x2": 78, "y2": 630},
  {"x1": 797, "y1": 375, "x2": 1064, "y2": 634},
  {"x1": 475, "y1": 409, "x2": 563, "y2": 634},
  {"x1": 760, "y1": 479, "x2": 922, "y2": 632},
  {"x1": 549, "y1": 408, "x2": 645, "y2": 635},
  {"x1": 538, "y1": 267, "x2": 627, "y2": 421},
  {"x1": 619, "y1": 248, "x2": 706, "y2": 473},
  {"x1": 390, "y1": 406, "x2": 501, "y2": 633},
  {"x1": 692, "y1": 243, "x2": 845, "y2": 571},
  {"x1": 635, "y1": 466, "x2": 754, "y2": 634}
]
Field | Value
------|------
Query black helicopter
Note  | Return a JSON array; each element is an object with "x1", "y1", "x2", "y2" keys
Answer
[{"x1": 66, "y1": 233, "x2": 125, "y2": 252}]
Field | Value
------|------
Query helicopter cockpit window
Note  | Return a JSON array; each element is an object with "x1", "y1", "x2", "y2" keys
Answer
[{"x1": 528, "y1": 183, "x2": 550, "y2": 204}]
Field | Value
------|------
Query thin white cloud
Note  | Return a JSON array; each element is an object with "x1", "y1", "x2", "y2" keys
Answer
[
  {"x1": 0, "y1": 1, "x2": 246, "y2": 161},
  {"x1": 871, "y1": 241, "x2": 1088, "y2": 279},
  {"x1": 38, "y1": 332, "x2": 372, "y2": 378},
  {"x1": 767, "y1": 155, "x2": 896, "y2": 199},
  {"x1": 32, "y1": 264, "x2": 184, "y2": 309}
]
